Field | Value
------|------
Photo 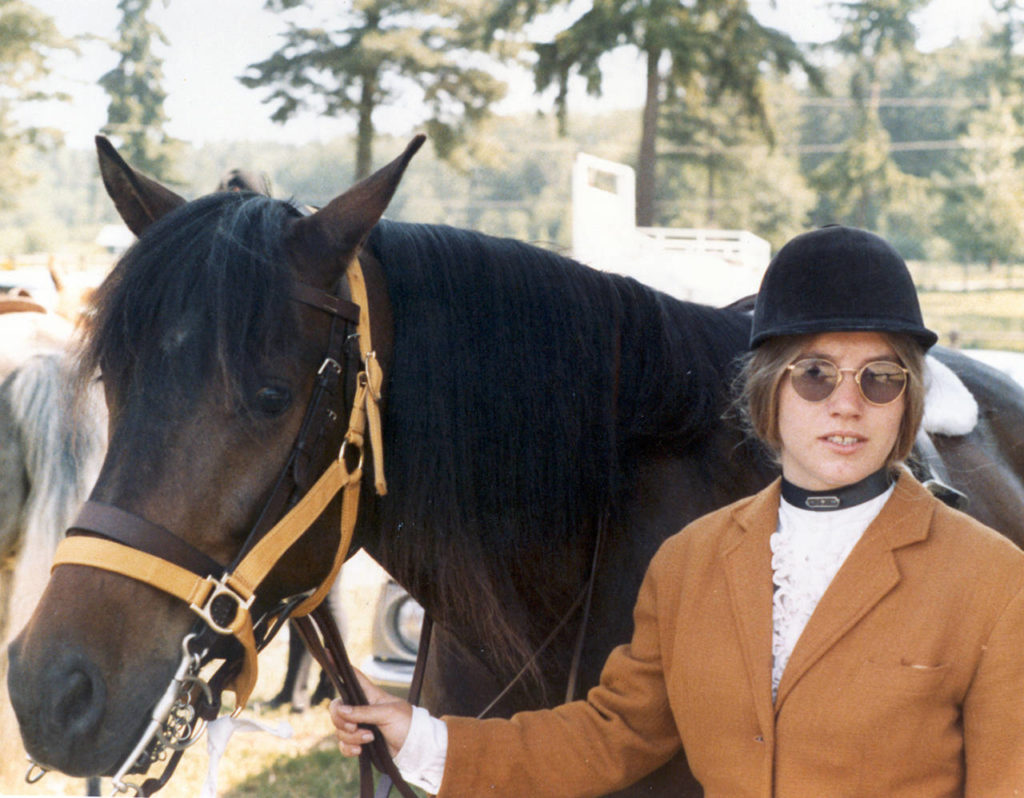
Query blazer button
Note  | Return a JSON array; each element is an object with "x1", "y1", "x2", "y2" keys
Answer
[{"x1": 754, "y1": 735, "x2": 764, "y2": 743}]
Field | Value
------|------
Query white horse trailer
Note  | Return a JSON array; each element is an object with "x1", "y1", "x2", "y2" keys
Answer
[{"x1": 571, "y1": 153, "x2": 771, "y2": 306}]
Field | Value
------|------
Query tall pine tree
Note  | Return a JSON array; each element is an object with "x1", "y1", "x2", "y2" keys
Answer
[
  {"x1": 242, "y1": 0, "x2": 506, "y2": 179},
  {"x1": 99, "y1": 0, "x2": 181, "y2": 180},
  {"x1": 489, "y1": 0, "x2": 817, "y2": 225}
]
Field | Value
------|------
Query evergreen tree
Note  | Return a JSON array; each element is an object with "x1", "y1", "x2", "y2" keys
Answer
[
  {"x1": 488, "y1": 0, "x2": 817, "y2": 226},
  {"x1": 98, "y1": 0, "x2": 182, "y2": 180},
  {"x1": 0, "y1": 1, "x2": 73, "y2": 204},
  {"x1": 810, "y1": 0, "x2": 929, "y2": 236},
  {"x1": 241, "y1": 0, "x2": 507, "y2": 180},
  {"x1": 939, "y1": 92, "x2": 1024, "y2": 267},
  {"x1": 660, "y1": 84, "x2": 816, "y2": 247}
]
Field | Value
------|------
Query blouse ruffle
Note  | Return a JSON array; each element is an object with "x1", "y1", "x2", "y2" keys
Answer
[{"x1": 771, "y1": 487, "x2": 893, "y2": 697}]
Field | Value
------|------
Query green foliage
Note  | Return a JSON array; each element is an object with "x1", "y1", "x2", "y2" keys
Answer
[
  {"x1": 937, "y1": 96, "x2": 1024, "y2": 264},
  {"x1": 0, "y1": 110, "x2": 633, "y2": 255},
  {"x1": 241, "y1": 0, "x2": 507, "y2": 178},
  {"x1": 99, "y1": 0, "x2": 183, "y2": 180},
  {"x1": 221, "y1": 748, "x2": 364, "y2": 798},
  {"x1": 831, "y1": 0, "x2": 929, "y2": 62},
  {"x1": 0, "y1": 1, "x2": 73, "y2": 205},
  {"x1": 660, "y1": 84, "x2": 816, "y2": 247},
  {"x1": 508, "y1": 0, "x2": 818, "y2": 225}
]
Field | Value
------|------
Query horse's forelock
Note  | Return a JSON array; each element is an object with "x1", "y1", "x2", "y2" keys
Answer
[{"x1": 81, "y1": 193, "x2": 300, "y2": 412}]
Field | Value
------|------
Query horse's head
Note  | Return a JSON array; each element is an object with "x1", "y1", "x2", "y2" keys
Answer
[{"x1": 7, "y1": 134, "x2": 422, "y2": 782}]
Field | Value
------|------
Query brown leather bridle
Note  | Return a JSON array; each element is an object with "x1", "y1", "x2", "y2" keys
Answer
[{"x1": 37, "y1": 257, "x2": 417, "y2": 798}]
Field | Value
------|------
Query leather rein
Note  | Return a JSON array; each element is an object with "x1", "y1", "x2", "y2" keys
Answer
[{"x1": 37, "y1": 258, "x2": 417, "y2": 798}]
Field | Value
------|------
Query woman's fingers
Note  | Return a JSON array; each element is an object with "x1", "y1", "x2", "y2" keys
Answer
[
  {"x1": 333, "y1": 709, "x2": 375, "y2": 757},
  {"x1": 330, "y1": 693, "x2": 414, "y2": 759},
  {"x1": 352, "y1": 667, "x2": 393, "y2": 705}
]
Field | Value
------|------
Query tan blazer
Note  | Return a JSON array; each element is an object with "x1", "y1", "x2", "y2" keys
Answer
[{"x1": 440, "y1": 474, "x2": 1024, "y2": 797}]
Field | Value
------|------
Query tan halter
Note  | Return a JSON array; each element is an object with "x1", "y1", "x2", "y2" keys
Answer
[{"x1": 50, "y1": 257, "x2": 386, "y2": 709}]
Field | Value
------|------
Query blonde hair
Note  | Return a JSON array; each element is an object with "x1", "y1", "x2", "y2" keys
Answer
[{"x1": 736, "y1": 332, "x2": 925, "y2": 469}]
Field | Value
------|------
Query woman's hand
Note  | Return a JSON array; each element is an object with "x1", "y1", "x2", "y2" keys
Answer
[{"x1": 329, "y1": 669, "x2": 413, "y2": 758}]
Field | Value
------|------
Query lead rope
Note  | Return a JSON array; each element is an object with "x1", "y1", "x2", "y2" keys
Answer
[
  {"x1": 371, "y1": 613, "x2": 433, "y2": 798},
  {"x1": 293, "y1": 606, "x2": 419, "y2": 798}
]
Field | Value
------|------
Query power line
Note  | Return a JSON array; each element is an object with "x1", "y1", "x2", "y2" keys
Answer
[
  {"x1": 663, "y1": 136, "x2": 1024, "y2": 156},
  {"x1": 799, "y1": 96, "x2": 994, "y2": 108}
]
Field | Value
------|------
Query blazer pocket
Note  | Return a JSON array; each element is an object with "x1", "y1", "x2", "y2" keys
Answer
[{"x1": 855, "y1": 659, "x2": 950, "y2": 696}]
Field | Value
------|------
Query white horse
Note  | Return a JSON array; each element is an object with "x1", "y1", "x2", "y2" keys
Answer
[{"x1": 0, "y1": 314, "x2": 107, "y2": 792}]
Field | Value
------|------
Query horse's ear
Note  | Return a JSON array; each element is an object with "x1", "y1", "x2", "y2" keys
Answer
[
  {"x1": 289, "y1": 134, "x2": 426, "y2": 284},
  {"x1": 95, "y1": 135, "x2": 186, "y2": 237}
]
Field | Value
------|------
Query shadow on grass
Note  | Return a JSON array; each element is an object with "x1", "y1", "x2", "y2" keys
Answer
[{"x1": 223, "y1": 747, "x2": 427, "y2": 798}]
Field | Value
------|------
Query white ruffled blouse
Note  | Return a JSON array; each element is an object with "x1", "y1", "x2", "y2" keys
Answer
[{"x1": 770, "y1": 486, "x2": 893, "y2": 698}]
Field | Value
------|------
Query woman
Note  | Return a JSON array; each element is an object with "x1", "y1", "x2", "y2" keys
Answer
[{"x1": 331, "y1": 225, "x2": 1024, "y2": 796}]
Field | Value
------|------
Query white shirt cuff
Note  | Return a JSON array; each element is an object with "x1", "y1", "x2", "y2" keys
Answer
[{"x1": 392, "y1": 705, "x2": 448, "y2": 794}]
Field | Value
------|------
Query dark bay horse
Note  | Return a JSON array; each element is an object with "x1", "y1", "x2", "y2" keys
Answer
[{"x1": 8, "y1": 136, "x2": 1024, "y2": 797}]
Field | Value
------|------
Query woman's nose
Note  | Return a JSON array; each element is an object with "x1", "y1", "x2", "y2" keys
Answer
[{"x1": 827, "y1": 373, "x2": 865, "y2": 412}]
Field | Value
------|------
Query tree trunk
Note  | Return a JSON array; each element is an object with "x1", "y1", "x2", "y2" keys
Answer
[
  {"x1": 706, "y1": 154, "x2": 716, "y2": 226},
  {"x1": 355, "y1": 75, "x2": 376, "y2": 180},
  {"x1": 636, "y1": 47, "x2": 662, "y2": 227}
]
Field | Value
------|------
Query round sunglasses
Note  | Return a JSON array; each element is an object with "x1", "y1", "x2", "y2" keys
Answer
[{"x1": 785, "y1": 358, "x2": 909, "y2": 406}]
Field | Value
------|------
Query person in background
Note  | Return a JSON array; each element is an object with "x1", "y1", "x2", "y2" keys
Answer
[{"x1": 331, "y1": 225, "x2": 1024, "y2": 796}]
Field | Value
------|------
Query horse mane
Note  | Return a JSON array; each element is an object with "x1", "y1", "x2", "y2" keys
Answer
[
  {"x1": 366, "y1": 220, "x2": 751, "y2": 685},
  {"x1": 1, "y1": 353, "x2": 106, "y2": 646},
  {"x1": 80, "y1": 193, "x2": 300, "y2": 415}
]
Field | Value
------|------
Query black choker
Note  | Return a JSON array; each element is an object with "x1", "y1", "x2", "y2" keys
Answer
[{"x1": 781, "y1": 468, "x2": 894, "y2": 511}]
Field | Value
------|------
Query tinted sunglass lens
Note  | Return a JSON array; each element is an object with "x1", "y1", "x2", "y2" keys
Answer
[
  {"x1": 861, "y1": 363, "x2": 907, "y2": 404},
  {"x1": 790, "y1": 359, "x2": 838, "y2": 402}
]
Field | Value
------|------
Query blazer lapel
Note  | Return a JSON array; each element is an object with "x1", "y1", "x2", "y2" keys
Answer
[
  {"x1": 774, "y1": 474, "x2": 934, "y2": 709},
  {"x1": 722, "y1": 481, "x2": 781, "y2": 738}
]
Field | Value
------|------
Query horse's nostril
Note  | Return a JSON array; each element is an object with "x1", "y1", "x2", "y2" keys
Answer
[
  {"x1": 50, "y1": 655, "x2": 107, "y2": 737},
  {"x1": 59, "y1": 670, "x2": 94, "y2": 726}
]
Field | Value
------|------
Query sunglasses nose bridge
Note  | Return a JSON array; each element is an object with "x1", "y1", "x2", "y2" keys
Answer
[{"x1": 828, "y1": 367, "x2": 865, "y2": 404}]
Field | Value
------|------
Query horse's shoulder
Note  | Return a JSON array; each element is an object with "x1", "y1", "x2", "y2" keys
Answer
[{"x1": 928, "y1": 496, "x2": 1024, "y2": 567}]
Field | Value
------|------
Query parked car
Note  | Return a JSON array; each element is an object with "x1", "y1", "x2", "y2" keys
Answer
[{"x1": 362, "y1": 578, "x2": 423, "y2": 693}]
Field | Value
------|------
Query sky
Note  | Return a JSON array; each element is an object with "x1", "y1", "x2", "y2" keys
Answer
[{"x1": 18, "y1": 0, "x2": 997, "y2": 150}]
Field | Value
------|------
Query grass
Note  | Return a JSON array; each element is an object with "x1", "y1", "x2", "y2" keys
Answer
[
  {"x1": 917, "y1": 289, "x2": 1024, "y2": 351},
  {"x1": 910, "y1": 261, "x2": 1024, "y2": 352}
]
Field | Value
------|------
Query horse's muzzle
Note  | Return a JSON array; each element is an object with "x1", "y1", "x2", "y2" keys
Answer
[{"x1": 7, "y1": 636, "x2": 114, "y2": 777}]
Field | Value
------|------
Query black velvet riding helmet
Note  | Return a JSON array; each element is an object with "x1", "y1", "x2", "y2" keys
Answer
[{"x1": 750, "y1": 225, "x2": 937, "y2": 350}]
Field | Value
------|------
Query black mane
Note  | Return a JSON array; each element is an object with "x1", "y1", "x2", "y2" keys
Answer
[{"x1": 366, "y1": 220, "x2": 751, "y2": 680}]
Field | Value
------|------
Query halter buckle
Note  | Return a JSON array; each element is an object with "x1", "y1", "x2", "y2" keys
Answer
[
  {"x1": 318, "y1": 357, "x2": 342, "y2": 377},
  {"x1": 190, "y1": 574, "x2": 254, "y2": 636}
]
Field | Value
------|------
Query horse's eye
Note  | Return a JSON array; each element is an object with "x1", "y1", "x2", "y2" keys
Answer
[{"x1": 254, "y1": 385, "x2": 292, "y2": 417}]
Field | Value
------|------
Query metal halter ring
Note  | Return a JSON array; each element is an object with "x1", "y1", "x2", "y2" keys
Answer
[
  {"x1": 24, "y1": 760, "x2": 48, "y2": 785},
  {"x1": 189, "y1": 574, "x2": 255, "y2": 636},
  {"x1": 338, "y1": 439, "x2": 365, "y2": 473}
]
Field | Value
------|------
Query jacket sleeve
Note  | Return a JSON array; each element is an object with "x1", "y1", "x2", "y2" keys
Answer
[
  {"x1": 437, "y1": 548, "x2": 683, "y2": 798},
  {"x1": 963, "y1": 580, "x2": 1024, "y2": 795}
]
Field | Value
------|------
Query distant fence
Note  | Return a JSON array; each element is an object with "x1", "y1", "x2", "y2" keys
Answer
[
  {"x1": 0, "y1": 252, "x2": 117, "y2": 272},
  {"x1": 910, "y1": 260, "x2": 1024, "y2": 292}
]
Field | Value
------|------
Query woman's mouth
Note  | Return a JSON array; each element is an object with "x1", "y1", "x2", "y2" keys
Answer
[{"x1": 824, "y1": 434, "x2": 863, "y2": 446}]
